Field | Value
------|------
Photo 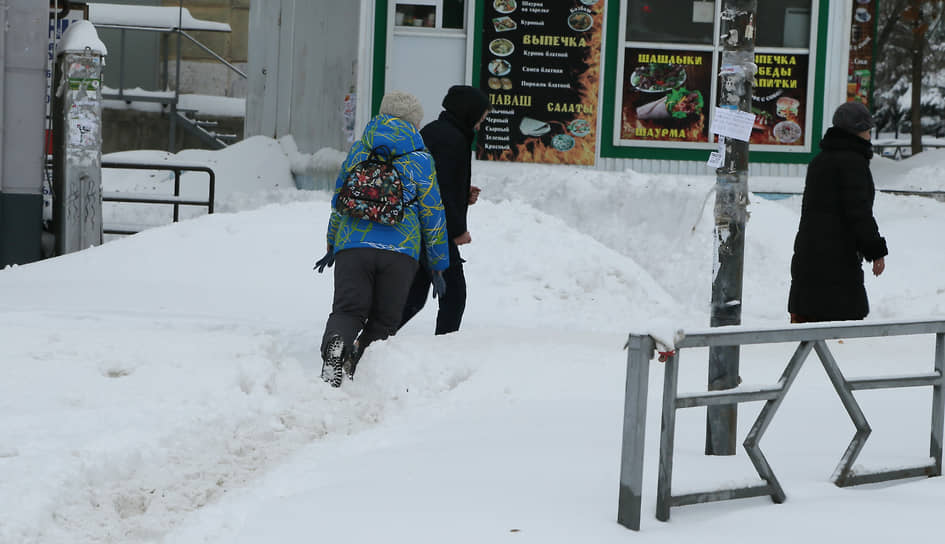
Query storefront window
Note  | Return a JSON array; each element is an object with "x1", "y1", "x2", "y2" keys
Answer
[
  {"x1": 756, "y1": 0, "x2": 812, "y2": 48},
  {"x1": 626, "y1": 0, "x2": 715, "y2": 44},
  {"x1": 395, "y1": 1, "x2": 465, "y2": 30},
  {"x1": 442, "y1": 0, "x2": 465, "y2": 30},
  {"x1": 614, "y1": 0, "x2": 819, "y2": 153},
  {"x1": 396, "y1": 4, "x2": 436, "y2": 28}
]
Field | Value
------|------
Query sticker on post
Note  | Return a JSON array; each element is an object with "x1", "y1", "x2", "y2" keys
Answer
[
  {"x1": 707, "y1": 136, "x2": 726, "y2": 168},
  {"x1": 710, "y1": 107, "x2": 755, "y2": 142}
]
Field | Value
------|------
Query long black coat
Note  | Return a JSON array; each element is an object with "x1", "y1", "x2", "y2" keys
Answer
[
  {"x1": 419, "y1": 87, "x2": 490, "y2": 263},
  {"x1": 788, "y1": 127, "x2": 888, "y2": 321}
]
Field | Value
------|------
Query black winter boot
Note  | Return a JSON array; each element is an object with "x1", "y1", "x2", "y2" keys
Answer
[
  {"x1": 343, "y1": 340, "x2": 365, "y2": 380},
  {"x1": 321, "y1": 334, "x2": 345, "y2": 388}
]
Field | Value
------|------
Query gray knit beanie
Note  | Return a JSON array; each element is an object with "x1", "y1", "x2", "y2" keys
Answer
[
  {"x1": 832, "y1": 101, "x2": 875, "y2": 134},
  {"x1": 379, "y1": 90, "x2": 424, "y2": 129}
]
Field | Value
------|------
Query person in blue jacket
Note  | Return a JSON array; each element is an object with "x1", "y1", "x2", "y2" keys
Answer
[{"x1": 314, "y1": 91, "x2": 450, "y2": 387}]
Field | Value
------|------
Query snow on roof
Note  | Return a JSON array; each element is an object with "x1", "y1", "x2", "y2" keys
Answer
[
  {"x1": 87, "y1": 4, "x2": 232, "y2": 32},
  {"x1": 58, "y1": 20, "x2": 108, "y2": 55}
]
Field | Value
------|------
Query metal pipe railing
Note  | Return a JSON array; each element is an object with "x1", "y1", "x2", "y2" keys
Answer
[
  {"x1": 617, "y1": 319, "x2": 945, "y2": 531},
  {"x1": 101, "y1": 160, "x2": 215, "y2": 235},
  {"x1": 179, "y1": 30, "x2": 248, "y2": 79}
]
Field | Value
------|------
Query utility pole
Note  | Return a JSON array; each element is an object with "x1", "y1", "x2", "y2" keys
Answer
[{"x1": 706, "y1": 0, "x2": 756, "y2": 456}]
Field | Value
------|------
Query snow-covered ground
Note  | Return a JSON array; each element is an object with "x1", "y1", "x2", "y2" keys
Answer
[{"x1": 3, "y1": 137, "x2": 945, "y2": 543}]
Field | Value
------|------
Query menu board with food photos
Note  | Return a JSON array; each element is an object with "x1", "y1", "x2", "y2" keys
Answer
[
  {"x1": 745, "y1": 53, "x2": 809, "y2": 147},
  {"x1": 619, "y1": 49, "x2": 712, "y2": 143},
  {"x1": 847, "y1": 0, "x2": 875, "y2": 106},
  {"x1": 476, "y1": 0, "x2": 605, "y2": 165}
]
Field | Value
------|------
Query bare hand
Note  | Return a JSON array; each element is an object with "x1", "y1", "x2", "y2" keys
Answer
[
  {"x1": 454, "y1": 231, "x2": 472, "y2": 245},
  {"x1": 872, "y1": 257, "x2": 885, "y2": 277},
  {"x1": 469, "y1": 185, "x2": 481, "y2": 205}
]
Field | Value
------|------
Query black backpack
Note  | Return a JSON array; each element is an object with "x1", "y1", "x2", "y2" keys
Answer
[{"x1": 336, "y1": 145, "x2": 420, "y2": 226}]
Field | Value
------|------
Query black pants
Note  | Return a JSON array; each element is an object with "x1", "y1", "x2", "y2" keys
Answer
[
  {"x1": 399, "y1": 259, "x2": 466, "y2": 335},
  {"x1": 322, "y1": 248, "x2": 419, "y2": 355}
]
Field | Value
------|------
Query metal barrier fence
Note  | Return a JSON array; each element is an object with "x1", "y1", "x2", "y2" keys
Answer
[
  {"x1": 617, "y1": 320, "x2": 945, "y2": 531},
  {"x1": 101, "y1": 161, "x2": 216, "y2": 235}
]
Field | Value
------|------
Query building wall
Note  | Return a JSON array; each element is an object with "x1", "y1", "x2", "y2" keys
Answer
[
  {"x1": 1, "y1": 0, "x2": 47, "y2": 265},
  {"x1": 245, "y1": 0, "x2": 361, "y2": 154}
]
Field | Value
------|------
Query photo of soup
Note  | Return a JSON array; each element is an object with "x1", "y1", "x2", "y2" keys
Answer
[
  {"x1": 489, "y1": 38, "x2": 514, "y2": 57},
  {"x1": 773, "y1": 120, "x2": 802, "y2": 144},
  {"x1": 568, "y1": 11, "x2": 593, "y2": 32}
]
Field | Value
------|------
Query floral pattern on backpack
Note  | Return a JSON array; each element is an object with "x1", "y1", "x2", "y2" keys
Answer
[{"x1": 336, "y1": 146, "x2": 419, "y2": 226}]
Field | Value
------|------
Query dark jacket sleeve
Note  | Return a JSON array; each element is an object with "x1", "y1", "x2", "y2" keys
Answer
[
  {"x1": 839, "y1": 157, "x2": 887, "y2": 261},
  {"x1": 424, "y1": 130, "x2": 470, "y2": 238}
]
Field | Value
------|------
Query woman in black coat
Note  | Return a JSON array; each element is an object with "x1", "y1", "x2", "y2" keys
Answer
[
  {"x1": 399, "y1": 85, "x2": 491, "y2": 334},
  {"x1": 788, "y1": 102, "x2": 887, "y2": 322}
]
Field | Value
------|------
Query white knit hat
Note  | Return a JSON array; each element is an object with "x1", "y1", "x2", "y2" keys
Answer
[{"x1": 379, "y1": 90, "x2": 424, "y2": 129}]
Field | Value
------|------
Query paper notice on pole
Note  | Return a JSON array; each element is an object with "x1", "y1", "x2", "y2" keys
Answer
[
  {"x1": 710, "y1": 107, "x2": 756, "y2": 142},
  {"x1": 707, "y1": 136, "x2": 726, "y2": 168}
]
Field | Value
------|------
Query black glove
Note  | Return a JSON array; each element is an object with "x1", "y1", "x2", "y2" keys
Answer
[
  {"x1": 314, "y1": 249, "x2": 335, "y2": 273},
  {"x1": 431, "y1": 270, "x2": 447, "y2": 299}
]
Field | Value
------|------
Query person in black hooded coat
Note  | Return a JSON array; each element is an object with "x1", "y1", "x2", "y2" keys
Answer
[
  {"x1": 788, "y1": 102, "x2": 888, "y2": 322},
  {"x1": 399, "y1": 85, "x2": 491, "y2": 334}
]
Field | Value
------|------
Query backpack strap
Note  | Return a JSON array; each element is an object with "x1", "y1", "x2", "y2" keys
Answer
[{"x1": 382, "y1": 147, "x2": 427, "y2": 207}]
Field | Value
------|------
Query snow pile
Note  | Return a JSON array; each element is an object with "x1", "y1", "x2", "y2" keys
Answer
[
  {"x1": 3, "y1": 136, "x2": 945, "y2": 543},
  {"x1": 872, "y1": 148, "x2": 945, "y2": 191}
]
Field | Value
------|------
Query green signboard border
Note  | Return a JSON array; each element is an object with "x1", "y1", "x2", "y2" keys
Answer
[
  {"x1": 599, "y1": 0, "x2": 830, "y2": 164},
  {"x1": 372, "y1": 0, "x2": 830, "y2": 164}
]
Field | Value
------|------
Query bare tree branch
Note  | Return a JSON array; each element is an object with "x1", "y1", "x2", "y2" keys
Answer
[{"x1": 878, "y1": 0, "x2": 912, "y2": 52}]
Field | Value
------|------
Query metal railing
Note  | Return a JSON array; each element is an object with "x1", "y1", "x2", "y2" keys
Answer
[
  {"x1": 753, "y1": 189, "x2": 945, "y2": 203},
  {"x1": 95, "y1": 1, "x2": 247, "y2": 152},
  {"x1": 617, "y1": 320, "x2": 945, "y2": 531},
  {"x1": 873, "y1": 142, "x2": 945, "y2": 161},
  {"x1": 101, "y1": 160, "x2": 215, "y2": 235}
]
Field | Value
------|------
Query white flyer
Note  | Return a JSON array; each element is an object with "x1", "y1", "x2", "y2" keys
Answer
[
  {"x1": 710, "y1": 107, "x2": 755, "y2": 142},
  {"x1": 707, "y1": 136, "x2": 726, "y2": 168}
]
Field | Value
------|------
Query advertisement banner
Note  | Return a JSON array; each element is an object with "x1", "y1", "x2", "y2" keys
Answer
[
  {"x1": 619, "y1": 48, "x2": 712, "y2": 143},
  {"x1": 847, "y1": 0, "x2": 875, "y2": 105},
  {"x1": 746, "y1": 53, "x2": 809, "y2": 147},
  {"x1": 476, "y1": 0, "x2": 605, "y2": 166}
]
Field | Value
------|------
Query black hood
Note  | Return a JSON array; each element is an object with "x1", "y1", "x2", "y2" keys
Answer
[
  {"x1": 441, "y1": 85, "x2": 491, "y2": 134},
  {"x1": 820, "y1": 126, "x2": 873, "y2": 160}
]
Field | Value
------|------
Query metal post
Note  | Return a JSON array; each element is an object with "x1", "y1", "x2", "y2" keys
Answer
[
  {"x1": 173, "y1": 168, "x2": 181, "y2": 222},
  {"x1": 169, "y1": 0, "x2": 183, "y2": 152},
  {"x1": 706, "y1": 0, "x2": 756, "y2": 456},
  {"x1": 656, "y1": 350, "x2": 680, "y2": 521},
  {"x1": 53, "y1": 23, "x2": 106, "y2": 255},
  {"x1": 617, "y1": 335, "x2": 654, "y2": 531},
  {"x1": 118, "y1": 29, "x2": 126, "y2": 101},
  {"x1": 932, "y1": 333, "x2": 945, "y2": 476},
  {"x1": 161, "y1": 33, "x2": 169, "y2": 91}
]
